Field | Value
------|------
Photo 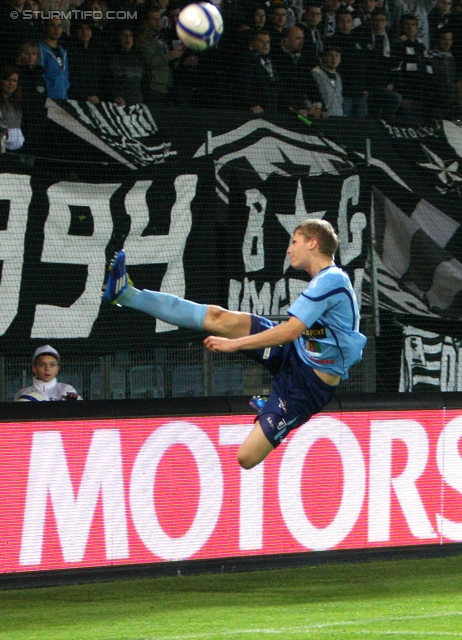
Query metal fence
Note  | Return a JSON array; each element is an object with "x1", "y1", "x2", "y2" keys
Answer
[{"x1": 0, "y1": 324, "x2": 375, "y2": 402}]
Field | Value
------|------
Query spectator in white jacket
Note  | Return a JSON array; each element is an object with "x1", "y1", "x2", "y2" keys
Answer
[
  {"x1": 312, "y1": 46, "x2": 345, "y2": 116},
  {"x1": 15, "y1": 345, "x2": 82, "y2": 401}
]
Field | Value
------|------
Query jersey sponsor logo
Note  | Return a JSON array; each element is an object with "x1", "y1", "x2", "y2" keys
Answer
[
  {"x1": 278, "y1": 398, "x2": 288, "y2": 414},
  {"x1": 306, "y1": 340, "x2": 322, "y2": 353},
  {"x1": 303, "y1": 322, "x2": 326, "y2": 339},
  {"x1": 310, "y1": 357, "x2": 335, "y2": 365}
]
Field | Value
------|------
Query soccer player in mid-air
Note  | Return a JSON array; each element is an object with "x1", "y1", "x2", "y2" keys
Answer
[{"x1": 103, "y1": 219, "x2": 367, "y2": 469}]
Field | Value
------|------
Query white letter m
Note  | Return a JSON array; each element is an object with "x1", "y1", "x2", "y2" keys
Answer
[{"x1": 20, "y1": 430, "x2": 128, "y2": 565}]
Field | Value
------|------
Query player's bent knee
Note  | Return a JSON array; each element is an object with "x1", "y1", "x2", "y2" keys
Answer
[
  {"x1": 237, "y1": 425, "x2": 274, "y2": 469},
  {"x1": 204, "y1": 305, "x2": 251, "y2": 338},
  {"x1": 237, "y1": 449, "x2": 259, "y2": 470}
]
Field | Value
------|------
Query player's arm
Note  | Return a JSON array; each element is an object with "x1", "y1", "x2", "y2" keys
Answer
[{"x1": 204, "y1": 316, "x2": 307, "y2": 353}]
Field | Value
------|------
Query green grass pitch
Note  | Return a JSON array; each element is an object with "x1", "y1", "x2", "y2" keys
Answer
[{"x1": 2, "y1": 554, "x2": 462, "y2": 639}]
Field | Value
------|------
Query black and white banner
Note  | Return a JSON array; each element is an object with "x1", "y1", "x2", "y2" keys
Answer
[
  {"x1": 1, "y1": 110, "x2": 462, "y2": 389},
  {"x1": 0, "y1": 158, "x2": 219, "y2": 355},
  {"x1": 193, "y1": 119, "x2": 368, "y2": 316},
  {"x1": 400, "y1": 325, "x2": 462, "y2": 391},
  {"x1": 47, "y1": 99, "x2": 177, "y2": 169}
]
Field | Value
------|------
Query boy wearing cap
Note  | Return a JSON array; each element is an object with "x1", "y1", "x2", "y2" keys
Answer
[{"x1": 14, "y1": 345, "x2": 82, "y2": 401}]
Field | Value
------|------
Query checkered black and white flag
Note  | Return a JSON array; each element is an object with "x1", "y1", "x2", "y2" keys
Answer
[
  {"x1": 372, "y1": 183, "x2": 462, "y2": 320},
  {"x1": 400, "y1": 325, "x2": 462, "y2": 391},
  {"x1": 47, "y1": 99, "x2": 177, "y2": 169}
]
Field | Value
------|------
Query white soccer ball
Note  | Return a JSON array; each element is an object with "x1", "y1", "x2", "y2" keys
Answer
[
  {"x1": 17, "y1": 391, "x2": 45, "y2": 401},
  {"x1": 176, "y1": 3, "x2": 224, "y2": 52}
]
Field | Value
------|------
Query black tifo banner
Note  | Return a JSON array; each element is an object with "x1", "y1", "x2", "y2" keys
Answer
[{"x1": 1, "y1": 108, "x2": 462, "y2": 391}]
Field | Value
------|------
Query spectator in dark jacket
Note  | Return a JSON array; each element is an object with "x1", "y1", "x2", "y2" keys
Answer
[
  {"x1": 239, "y1": 30, "x2": 279, "y2": 114},
  {"x1": 16, "y1": 41, "x2": 48, "y2": 150},
  {"x1": 272, "y1": 25, "x2": 324, "y2": 117},
  {"x1": 330, "y1": 9, "x2": 368, "y2": 116},
  {"x1": 108, "y1": 27, "x2": 144, "y2": 105},
  {"x1": 0, "y1": 0, "x2": 39, "y2": 65},
  {"x1": 428, "y1": 0, "x2": 456, "y2": 46},
  {"x1": 428, "y1": 29, "x2": 461, "y2": 119},
  {"x1": 67, "y1": 20, "x2": 103, "y2": 103},
  {"x1": 320, "y1": 0, "x2": 342, "y2": 39},
  {"x1": 297, "y1": 3, "x2": 324, "y2": 68},
  {"x1": 391, "y1": 13, "x2": 435, "y2": 120},
  {"x1": 267, "y1": 3, "x2": 288, "y2": 47},
  {"x1": 356, "y1": 9, "x2": 402, "y2": 118}
]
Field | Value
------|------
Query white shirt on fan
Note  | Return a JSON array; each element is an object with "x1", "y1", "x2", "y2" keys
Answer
[{"x1": 14, "y1": 377, "x2": 83, "y2": 401}]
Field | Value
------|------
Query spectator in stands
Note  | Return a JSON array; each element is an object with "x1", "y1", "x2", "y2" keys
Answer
[
  {"x1": 152, "y1": 0, "x2": 169, "y2": 28},
  {"x1": 298, "y1": 3, "x2": 324, "y2": 67},
  {"x1": 40, "y1": 0, "x2": 73, "y2": 40},
  {"x1": 84, "y1": 0, "x2": 113, "y2": 48},
  {"x1": 341, "y1": 0, "x2": 363, "y2": 29},
  {"x1": 16, "y1": 41, "x2": 47, "y2": 150},
  {"x1": 238, "y1": 3, "x2": 267, "y2": 38},
  {"x1": 390, "y1": 0, "x2": 435, "y2": 50},
  {"x1": 0, "y1": 65, "x2": 24, "y2": 151},
  {"x1": 267, "y1": 2, "x2": 288, "y2": 46},
  {"x1": 272, "y1": 25, "x2": 324, "y2": 117},
  {"x1": 282, "y1": 0, "x2": 299, "y2": 27},
  {"x1": 427, "y1": 0, "x2": 462, "y2": 73},
  {"x1": 134, "y1": 7, "x2": 184, "y2": 105},
  {"x1": 354, "y1": 0, "x2": 379, "y2": 29},
  {"x1": 239, "y1": 30, "x2": 279, "y2": 114},
  {"x1": 252, "y1": 4, "x2": 268, "y2": 33},
  {"x1": 14, "y1": 345, "x2": 82, "y2": 401},
  {"x1": 116, "y1": 0, "x2": 145, "y2": 31},
  {"x1": 164, "y1": 1, "x2": 182, "y2": 48},
  {"x1": 320, "y1": 0, "x2": 342, "y2": 39},
  {"x1": 23, "y1": 0, "x2": 42, "y2": 28},
  {"x1": 312, "y1": 45, "x2": 345, "y2": 115},
  {"x1": 330, "y1": 9, "x2": 368, "y2": 116},
  {"x1": 38, "y1": 17, "x2": 70, "y2": 100},
  {"x1": 357, "y1": 9, "x2": 402, "y2": 118},
  {"x1": 233, "y1": 4, "x2": 270, "y2": 72},
  {"x1": 392, "y1": 13, "x2": 435, "y2": 120},
  {"x1": 0, "y1": 0, "x2": 39, "y2": 64},
  {"x1": 67, "y1": 20, "x2": 102, "y2": 103},
  {"x1": 428, "y1": 0, "x2": 455, "y2": 45},
  {"x1": 171, "y1": 44, "x2": 202, "y2": 106},
  {"x1": 428, "y1": 29, "x2": 461, "y2": 118},
  {"x1": 108, "y1": 28, "x2": 144, "y2": 106}
]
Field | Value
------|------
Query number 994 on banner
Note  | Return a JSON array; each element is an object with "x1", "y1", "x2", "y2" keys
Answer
[{"x1": 176, "y1": 2, "x2": 224, "y2": 51}]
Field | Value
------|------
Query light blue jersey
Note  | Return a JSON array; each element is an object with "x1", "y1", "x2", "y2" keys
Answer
[{"x1": 288, "y1": 266, "x2": 367, "y2": 379}]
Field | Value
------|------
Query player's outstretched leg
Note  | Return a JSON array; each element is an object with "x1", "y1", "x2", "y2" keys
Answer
[{"x1": 102, "y1": 250, "x2": 252, "y2": 338}]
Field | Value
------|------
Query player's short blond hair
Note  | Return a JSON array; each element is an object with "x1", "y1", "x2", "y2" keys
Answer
[{"x1": 295, "y1": 219, "x2": 339, "y2": 257}]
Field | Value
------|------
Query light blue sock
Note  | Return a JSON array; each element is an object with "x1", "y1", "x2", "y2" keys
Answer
[{"x1": 117, "y1": 286, "x2": 207, "y2": 331}]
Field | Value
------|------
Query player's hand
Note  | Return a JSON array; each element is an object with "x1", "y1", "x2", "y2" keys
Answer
[
  {"x1": 62, "y1": 392, "x2": 79, "y2": 401},
  {"x1": 204, "y1": 336, "x2": 239, "y2": 353}
]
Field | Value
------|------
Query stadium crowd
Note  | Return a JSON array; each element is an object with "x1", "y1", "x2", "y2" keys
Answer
[{"x1": 1, "y1": 0, "x2": 462, "y2": 153}]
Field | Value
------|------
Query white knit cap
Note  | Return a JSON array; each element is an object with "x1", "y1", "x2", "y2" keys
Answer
[{"x1": 32, "y1": 345, "x2": 60, "y2": 365}]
